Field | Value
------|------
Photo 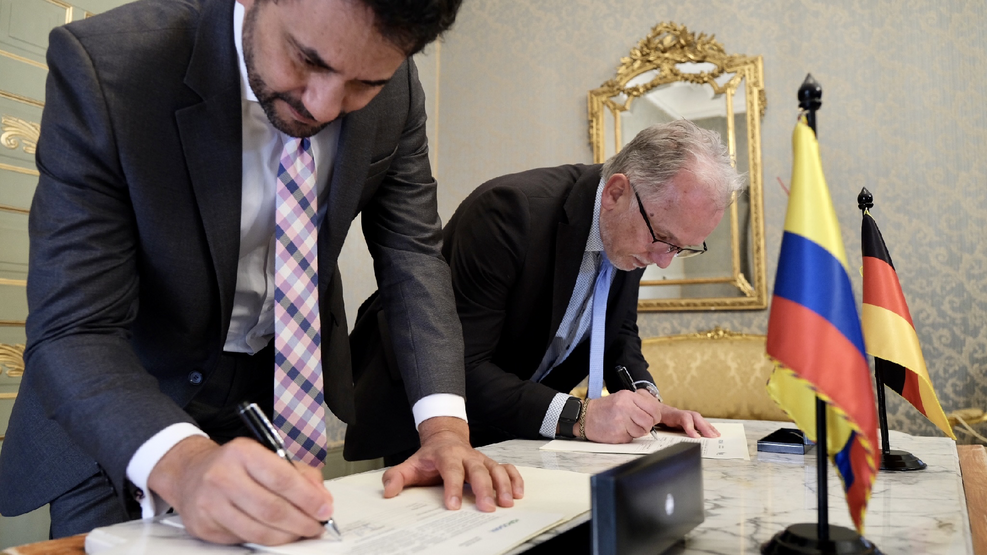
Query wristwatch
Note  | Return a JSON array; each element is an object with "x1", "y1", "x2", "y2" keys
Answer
[{"x1": 556, "y1": 396, "x2": 583, "y2": 439}]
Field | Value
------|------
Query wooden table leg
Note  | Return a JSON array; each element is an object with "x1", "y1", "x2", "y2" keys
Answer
[{"x1": 959, "y1": 444, "x2": 987, "y2": 555}]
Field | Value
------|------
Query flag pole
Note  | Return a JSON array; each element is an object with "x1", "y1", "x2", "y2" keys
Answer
[
  {"x1": 761, "y1": 74, "x2": 881, "y2": 555},
  {"x1": 799, "y1": 73, "x2": 832, "y2": 545},
  {"x1": 858, "y1": 187, "x2": 927, "y2": 471}
]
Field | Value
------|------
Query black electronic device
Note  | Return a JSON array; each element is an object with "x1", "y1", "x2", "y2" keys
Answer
[
  {"x1": 557, "y1": 396, "x2": 582, "y2": 439},
  {"x1": 591, "y1": 442, "x2": 703, "y2": 555},
  {"x1": 756, "y1": 427, "x2": 814, "y2": 455}
]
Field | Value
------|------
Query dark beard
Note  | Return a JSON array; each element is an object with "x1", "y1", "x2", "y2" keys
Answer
[{"x1": 241, "y1": 2, "x2": 334, "y2": 138}]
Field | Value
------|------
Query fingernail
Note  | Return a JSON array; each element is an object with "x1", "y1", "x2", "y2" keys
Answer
[
  {"x1": 483, "y1": 496, "x2": 496, "y2": 509},
  {"x1": 316, "y1": 504, "x2": 332, "y2": 520},
  {"x1": 449, "y1": 496, "x2": 461, "y2": 510},
  {"x1": 383, "y1": 479, "x2": 391, "y2": 490}
]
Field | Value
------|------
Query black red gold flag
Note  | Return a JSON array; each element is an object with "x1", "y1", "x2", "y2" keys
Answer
[{"x1": 861, "y1": 210, "x2": 955, "y2": 439}]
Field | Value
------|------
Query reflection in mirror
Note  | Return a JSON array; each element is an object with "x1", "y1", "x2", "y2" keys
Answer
[{"x1": 589, "y1": 23, "x2": 766, "y2": 311}]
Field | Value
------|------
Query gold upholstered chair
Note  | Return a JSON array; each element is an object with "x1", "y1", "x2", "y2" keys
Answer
[{"x1": 641, "y1": 327, "x2": 791, "y2": 422}]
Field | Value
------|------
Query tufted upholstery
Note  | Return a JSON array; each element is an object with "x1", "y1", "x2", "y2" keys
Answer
[{"x1": 642, "y1": 327, "x2": 791, "y2": 422}]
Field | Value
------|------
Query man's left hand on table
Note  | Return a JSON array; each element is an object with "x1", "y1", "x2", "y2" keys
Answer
[
  {"x1": 380, "y1": 416, "x2": 524, "y2": 512},
  {"x1": 657, "y1": 403, "x2": 721, "y2": 438}
]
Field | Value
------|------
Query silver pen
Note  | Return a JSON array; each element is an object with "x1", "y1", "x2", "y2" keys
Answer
[
  {"x1": 615, "y1": 366, "x2": 660, "y2": 440},
  {"x1": 237, "y1": 402, "x2": 342, "y2": 538}
]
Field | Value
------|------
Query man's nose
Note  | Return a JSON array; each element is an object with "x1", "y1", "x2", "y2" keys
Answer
[
  {"x1": 650, "y1": 249, "x2": 676, "y2": 269},
  {"x1": 302, "y1": 76, "x2": 345, "y2": 124}
]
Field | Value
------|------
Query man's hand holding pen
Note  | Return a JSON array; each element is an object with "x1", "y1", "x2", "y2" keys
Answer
[
  {"x1": 146, "y1": 435, "x2": 334, "y2": 546},
  {"x1": 578, "y1": 366, "x2": 720, "y2": 444}
]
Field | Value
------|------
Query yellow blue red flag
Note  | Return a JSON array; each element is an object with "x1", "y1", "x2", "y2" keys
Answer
[{"x1": 766, "y1": 119, "x2": 879, "y2": 533}]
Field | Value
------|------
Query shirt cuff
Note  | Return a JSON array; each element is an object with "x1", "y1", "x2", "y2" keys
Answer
[
  {"x1": 126, "y1": 423, "x2": 208, "y2": 518},
  {"x1": 411, "y1": 393, "x2": 468, "y2": 429},
  {"x1": 539, "y1": 393, "x2": 572, "y2": 439}
]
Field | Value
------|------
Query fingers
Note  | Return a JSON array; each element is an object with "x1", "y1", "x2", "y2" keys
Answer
[
  {"x1": 659, "y1": 406, "x2": 720, "y2": 439},
  {"x1": 693, "y1": 416, "x2": 720, "y2": 438},
  {"x1": 234, "y1": 444, "x2": 333, "y2": 529},
  {"x1": 149, "y1": 436, "x2": 331, "y2": 545},
  {"x1": 634, "y1": 389, "x2": 663, "y2": 425},
  {"x1": 383, "y1": 417, "x2": 522, "y2": 512},
  {"x1": 478, "y1": 461, "x2": 519, "y2": 509},
  {"x1": 381, "y1": 465, "x2": 408, "y2": 499},
  {"x1": 585, "y1": 390, "x2": 663, "y2": 443},
  {"x1": 503, "y1": 464, "x2": 525, "y2": 500},
  {"x1": 460, "y1": 457, "x2": 494, "y2": 511}
]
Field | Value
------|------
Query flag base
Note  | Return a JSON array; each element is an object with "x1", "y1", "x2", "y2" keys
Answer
[
  {"x1": 880, "y1": 449, "x2": 926, "y2": 471},
  {"x1": 761, "y1": 523, "x2": 882, "y2": 554}
]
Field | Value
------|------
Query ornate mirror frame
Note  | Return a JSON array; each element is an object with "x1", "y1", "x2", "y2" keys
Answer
[{"x1": 588, "y1": 22, "x2": 767, "y2": 311}]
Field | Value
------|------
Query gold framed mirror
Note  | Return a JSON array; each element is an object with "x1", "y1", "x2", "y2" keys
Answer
[{"x1": 589, "y1": 22, "x2": 767, "y2": 311}]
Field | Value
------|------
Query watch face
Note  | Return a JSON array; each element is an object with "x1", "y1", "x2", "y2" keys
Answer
[{"x1": 561, "y1": 398, "x2": 581, "y2": 421}]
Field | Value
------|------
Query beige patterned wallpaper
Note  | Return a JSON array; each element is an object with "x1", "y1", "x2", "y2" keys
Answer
[{"x1": 339, "y1": 0, "x2": 987, "y2": 439}]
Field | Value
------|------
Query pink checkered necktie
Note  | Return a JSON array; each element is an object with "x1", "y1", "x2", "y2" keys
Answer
[{"x1": 273, "y1": 136, "x2": 328, "y2": 467}]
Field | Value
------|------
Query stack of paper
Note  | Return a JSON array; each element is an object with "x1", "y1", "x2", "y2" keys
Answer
[{"x1": 86, "y1": 466, "x2": 590, "y2": 555}]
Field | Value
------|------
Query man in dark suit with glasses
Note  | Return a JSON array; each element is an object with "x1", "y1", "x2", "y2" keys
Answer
[{"x1": 347, "y1": 119, "x2": 744, "y2": 462}]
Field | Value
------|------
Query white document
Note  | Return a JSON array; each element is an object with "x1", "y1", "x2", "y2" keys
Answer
[
  {"x1": 250, "y1": 466, "x2": 586, "y2": 555},
  {"x1": 88, "y1": 466, "x2": 589, "y2": 555},
  {"x1": 540, "y1": 422, "x2": 750, "y2": 460}
]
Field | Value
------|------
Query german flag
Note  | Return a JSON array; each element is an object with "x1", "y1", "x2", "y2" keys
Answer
[{"x1": 861, "y1": 209, "x2": 955, "y2": 439}]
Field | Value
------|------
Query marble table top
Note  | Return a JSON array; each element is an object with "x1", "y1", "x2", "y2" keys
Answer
[{"x1": 480, "y1": 419, "x2": 972, "y2": 554}]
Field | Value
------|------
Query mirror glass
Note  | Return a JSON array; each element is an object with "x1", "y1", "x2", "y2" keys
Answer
[{"x1": 589, "y1": 23, "x2": 767, "y2": 311}]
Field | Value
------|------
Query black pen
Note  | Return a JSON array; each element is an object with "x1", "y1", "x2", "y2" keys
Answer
[
  {"x1": 237, "y1": 402, "x2": 342, "y2": 539},
  {"x1": 615, "y1": 366, "x2": 660, "y2": 440}
]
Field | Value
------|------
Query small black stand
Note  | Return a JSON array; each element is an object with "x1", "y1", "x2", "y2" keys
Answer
[
  {"x1": 761, "y1": 74, "x2": 882, "y2": 555},
  {"x1": 858, "y1": 188, "x2": 927, "y2": 472},
  {"x1": 762, "y1": 524, "x2": 880, "y2": 555}
]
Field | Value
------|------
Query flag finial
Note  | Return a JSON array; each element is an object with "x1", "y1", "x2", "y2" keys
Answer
[
  {"x1": 858, "y1": 187, "x2": 873, "y2": 211},
  {"x1": 798, "y1": 74, "x2": 822, "y2": 112}
]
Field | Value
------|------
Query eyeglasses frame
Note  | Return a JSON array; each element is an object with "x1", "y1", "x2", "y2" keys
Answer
[{"x1": 631, "y1": 186, "x2": 707, "y2": 258}]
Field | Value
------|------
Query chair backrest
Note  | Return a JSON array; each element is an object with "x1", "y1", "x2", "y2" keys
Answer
[{"x1": 642, "y1": 327, "x2": 791, "y2": 422}]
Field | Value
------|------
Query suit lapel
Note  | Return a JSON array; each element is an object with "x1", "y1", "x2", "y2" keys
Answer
[
  {"x1": 318, "y1": 102, "x2": 379, "y2": 286},
  {"x1": 548, "y1": 166, "x2": 603, "y2": 337},
  {"x1": 176, "y1": 0, "x2": 242, "y2": 337}
]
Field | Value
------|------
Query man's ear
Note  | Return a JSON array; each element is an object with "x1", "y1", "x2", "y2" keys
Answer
[{"x1": 601, "y1": 173, "x2": 632, "y2": 211}]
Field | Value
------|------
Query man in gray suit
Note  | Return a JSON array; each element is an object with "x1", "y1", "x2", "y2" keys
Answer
[{"x1": 0, "y1": 0, "x2": 521, "y2": 546}]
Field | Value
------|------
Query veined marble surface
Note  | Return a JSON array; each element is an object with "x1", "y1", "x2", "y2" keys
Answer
[{"x1": 482, "y1": 419, "x2": 972, "y2": 555}]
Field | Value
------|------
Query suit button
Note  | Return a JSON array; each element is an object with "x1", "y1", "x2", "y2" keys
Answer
[{"x1": 188, "y1": 371, "x2": 203, "y2": 385}]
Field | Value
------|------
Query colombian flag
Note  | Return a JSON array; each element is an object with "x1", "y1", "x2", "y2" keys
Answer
[
  {"x1": 861, "y1": 209, "x2": 955, "y2": 439},
  {"x1": 766, "y1": 119, "x2": 879, "y2": 533}
]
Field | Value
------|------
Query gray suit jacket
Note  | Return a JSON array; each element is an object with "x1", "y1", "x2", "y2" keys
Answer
[{"x1": 0, "y1": 0, "x2": 463, "y2": 516}]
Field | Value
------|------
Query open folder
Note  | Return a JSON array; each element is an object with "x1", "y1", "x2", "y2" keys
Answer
[{"x1": 85, "y1": 466, "x2": 591, "y2": 555}]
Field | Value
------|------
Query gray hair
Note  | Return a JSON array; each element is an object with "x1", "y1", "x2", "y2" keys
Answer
[{"x1": 600, "y1": 119, "x2": 746, "y2": 209}]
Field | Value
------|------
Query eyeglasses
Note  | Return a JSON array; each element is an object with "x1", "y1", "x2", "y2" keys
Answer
[{"x1": 632, "y1": 188, "x2": 707, "y2": 258}]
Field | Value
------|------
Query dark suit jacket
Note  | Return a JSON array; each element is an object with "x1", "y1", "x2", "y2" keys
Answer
[
  {"x1": 345, "y1": 164, "x2": 649, "y2": 458},
  {"x1": 0, "y1": 0, "x2": 463, "y2": 516}
]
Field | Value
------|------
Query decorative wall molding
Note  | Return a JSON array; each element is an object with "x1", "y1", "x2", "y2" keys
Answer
[
  {"x1": 1, "y1": 115, "x2": 39, "y2": 155},
  {"x1": 0, "y1": 90, "x2": 44, "y2": 109},
  {"x1": 0, "y1": 343, "x2": 25, "y2": 378},
  {"x1": 0, "y1": 48, "x2": 47, "y2": 70}
]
